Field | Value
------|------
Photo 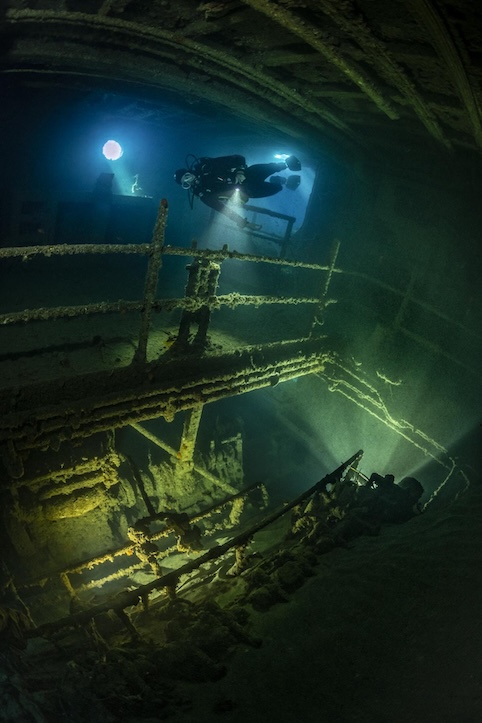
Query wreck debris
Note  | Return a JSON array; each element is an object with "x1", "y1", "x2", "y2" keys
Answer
[
  {"x1": 316, "y1": 0, "x2": 452, "y2": 148},
  {"x1": 24, "y1": 451, "x2": 363, "y2": 639},
  {"x1": 226, "y1": 541, "x2": 250, "y2": 576},
  {"x1": 131, "y1": 421, "x2": 238, "y2": 495},
  {"x1": 163, "y1": 512, "x2": 204, "y2": 553},
  {"x1": 406, "y1": 0, "x2": 482, "y2": 148},
  {"x1": 0, "y1": 561, "x2": 35, "y2": 628},
  {"x1": 0, "y1": 606, "x2": 33, "y2": 651},
  {"x1": 127, "y1": 523, "x2": 164, "y2": 578},
  {"x1": 289, "y1": 468, "x2": 426, "y2": 545},
  {"x1": 1, "y1": 450, "x2": 438, "y2": 723},
  {"x1": 14, "y1": 480, "x2": 265, "y2": 616}
]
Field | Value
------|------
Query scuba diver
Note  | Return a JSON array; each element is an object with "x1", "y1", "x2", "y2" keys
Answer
[{"x1": 174, "y1": 153, "x2": 302, "y2": 231}]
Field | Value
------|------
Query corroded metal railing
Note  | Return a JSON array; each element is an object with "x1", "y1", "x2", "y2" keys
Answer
[
  {"x1": 0, "y1": 199, "x2": 332, "y2": 367},
  {"x1": 27, "y1": 450, "x2": 363, "y2": 639}
]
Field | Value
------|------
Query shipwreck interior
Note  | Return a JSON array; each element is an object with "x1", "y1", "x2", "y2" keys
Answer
[{"x1": 1, "y1": 2, "x2": 482, "y2": 722}]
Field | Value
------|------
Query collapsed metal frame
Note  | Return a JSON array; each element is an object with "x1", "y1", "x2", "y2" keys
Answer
[
  {"x1": 46, "y1": 479, "x2": 265, "y2": 602},
  {"x1": 26, "y1": 450, "x2": 363, "y2": 640}
]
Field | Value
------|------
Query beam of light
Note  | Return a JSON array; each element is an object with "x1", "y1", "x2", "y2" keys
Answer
[
  {"x1": 274, "y1": 153, "x2": 289, "y2": 160},
  {"x1": 194, "y1": 194, "x2": 264, "y2": 297},
  {"x1": 229, "y1": 188, "x2": 243, "y2": 205},
  {"x1": 114, "y1": 166, "x2": 138, "y2": 196},
  {"x1": 199, "y1": 194, "x2": 250, "y2": 252},
  {"x1": 307, "y1": 362, "x2": 479, "y2": 508},
  {"x1": 102, "y1": 139, "x2": 123, "y2": 161},
  {"x1": 315, "y1": 358, "x2": 450, "y2": 469},
  {"x1": 264, "y1": 352, "x2": 474, "y2": 505}
]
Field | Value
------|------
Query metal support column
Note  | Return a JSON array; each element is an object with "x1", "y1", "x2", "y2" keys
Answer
[
  {"x1": 177, "y1": 405, "x2": 204, "y2": 468},
  {"x1": 133, "y1": 198, "x2": 168, "y2": 365},
  {"x1": 175, "y1": 257, "x2": 221, "y2": 351},
  {"x1": 131, "y1": 422, "x2": 237, "y2": 494}
]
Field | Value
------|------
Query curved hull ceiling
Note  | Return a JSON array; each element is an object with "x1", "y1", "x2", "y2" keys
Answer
[{"x1": 2, "y1": 1, "x2": 482, "y2": 155}]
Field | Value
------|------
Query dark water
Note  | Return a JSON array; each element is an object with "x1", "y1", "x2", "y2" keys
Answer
[{"x1": 1, "y1": 80, "x2": 481, "y2": 501}]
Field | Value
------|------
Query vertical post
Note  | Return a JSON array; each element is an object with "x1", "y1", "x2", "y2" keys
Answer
[
  {"x1": 133, "y1": 198, "x2": 168, "y2": 365},
  {"x1": 174, "y1": 258, "x2": 221, "y2": 351},
  {"x1": 177, "y1": 404, "x2": 204, "y2": 468},
  {"x1": 173, "y1": 404, "x2": 204, "y2": 500},
  {"x1": 310, "y1": 238, "x2": 340, "y2": 335}
]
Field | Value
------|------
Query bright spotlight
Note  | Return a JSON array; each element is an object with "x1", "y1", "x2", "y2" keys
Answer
[
  {"x1": 274, "y1": 153, "x2": 289, "y2": 160},
  {"x1": 102, "y1": 139, "x2": 123, "y2": 161},
  {"x1": 230, "y1": 188, "x2": 245, "y2": 205}
]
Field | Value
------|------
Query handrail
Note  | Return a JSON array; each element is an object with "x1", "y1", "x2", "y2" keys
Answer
[
  {"x1": 0, "y1": 294, "x2": 324, "y2": 326},
  {"x1": 1, "y1": 202, "x2": 478, "y2": 367},
  {"x1": 0, "y1": 242, "x2": 151, "y2": 259},
  {"x1": 133, "y1": 198, "x2": 168, "y2": 364},
  {"x1": 27, "y1": 450, "x2": 363, "y2": 638},
  {"x1": 20, "y1": 480, "x2": 263, "y2": 593},
  {"x1": 1, "y1": 244, "x2": 477, "y2": 341},
  {"x1": 0, "y1": 239, "x2": 330, "y2": 270}
]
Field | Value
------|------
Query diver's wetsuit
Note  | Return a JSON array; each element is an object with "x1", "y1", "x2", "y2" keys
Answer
[{"x1": 191, "y1": 155, "x2": 286, "y2": 227}]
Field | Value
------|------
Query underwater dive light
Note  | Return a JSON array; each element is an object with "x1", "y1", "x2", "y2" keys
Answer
[{"x1": 102, "y1": 140, "x2": 123, "y2": 161}]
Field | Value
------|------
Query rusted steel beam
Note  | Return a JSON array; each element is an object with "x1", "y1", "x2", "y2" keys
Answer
[
  {"x1": 0, "y1": 300, "x2": 147, "y2": 326},
  {"x1": 0, "y1": 337, "x2": 328, "y2": 458},
  {"x1": 133, "y1": 199, "x2": 168, "y2": 365},
  {"x1": 313, "y1": 0, "x2": 452, "y2": 149},
  {"x1": 0, "y1": 293, "x2": 322, "y2": 327},
  {"x1": 311, "y1": 238, "x2": 341, "y2": 334},
  {"x1": 177, "y1": 405, "x2": 204, "y2": 466},
  {"x1": 131, "y1": 422, "x2": 237, "y2": 495},
  {"x1": 0, "y1": 242, "x2": 150, "y2": 260},
  {"x1": 5, "y1": 9, "x2": 354, "y2": 142},
  {"x1": 241, "y1": 0, "x2": 398, "y2": 120},
  {"x1": 175, "y1": 260, "x2": 221, "y2": 351},
  {"x1": 161, "y1": 245, "x2": 331, "y2": 271},
  {"x1": 407, "y1": 0, "x2": 482, "y2": 149}
]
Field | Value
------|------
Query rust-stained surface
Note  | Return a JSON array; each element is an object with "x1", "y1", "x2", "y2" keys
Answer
[{"x1": 1, "y1": 0, "x2": 481, "y2": 154}]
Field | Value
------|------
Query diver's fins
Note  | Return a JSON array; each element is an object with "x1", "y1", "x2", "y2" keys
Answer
[
  {"x1": 269, "y1": 175, "x2": 287, "y2": 186},
  {"x1": 286, "y1": 174, "x2": 301, "y2": 190},
  {"x1": 285, "y1": 155, "x2": 301, "y2": 171}
]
